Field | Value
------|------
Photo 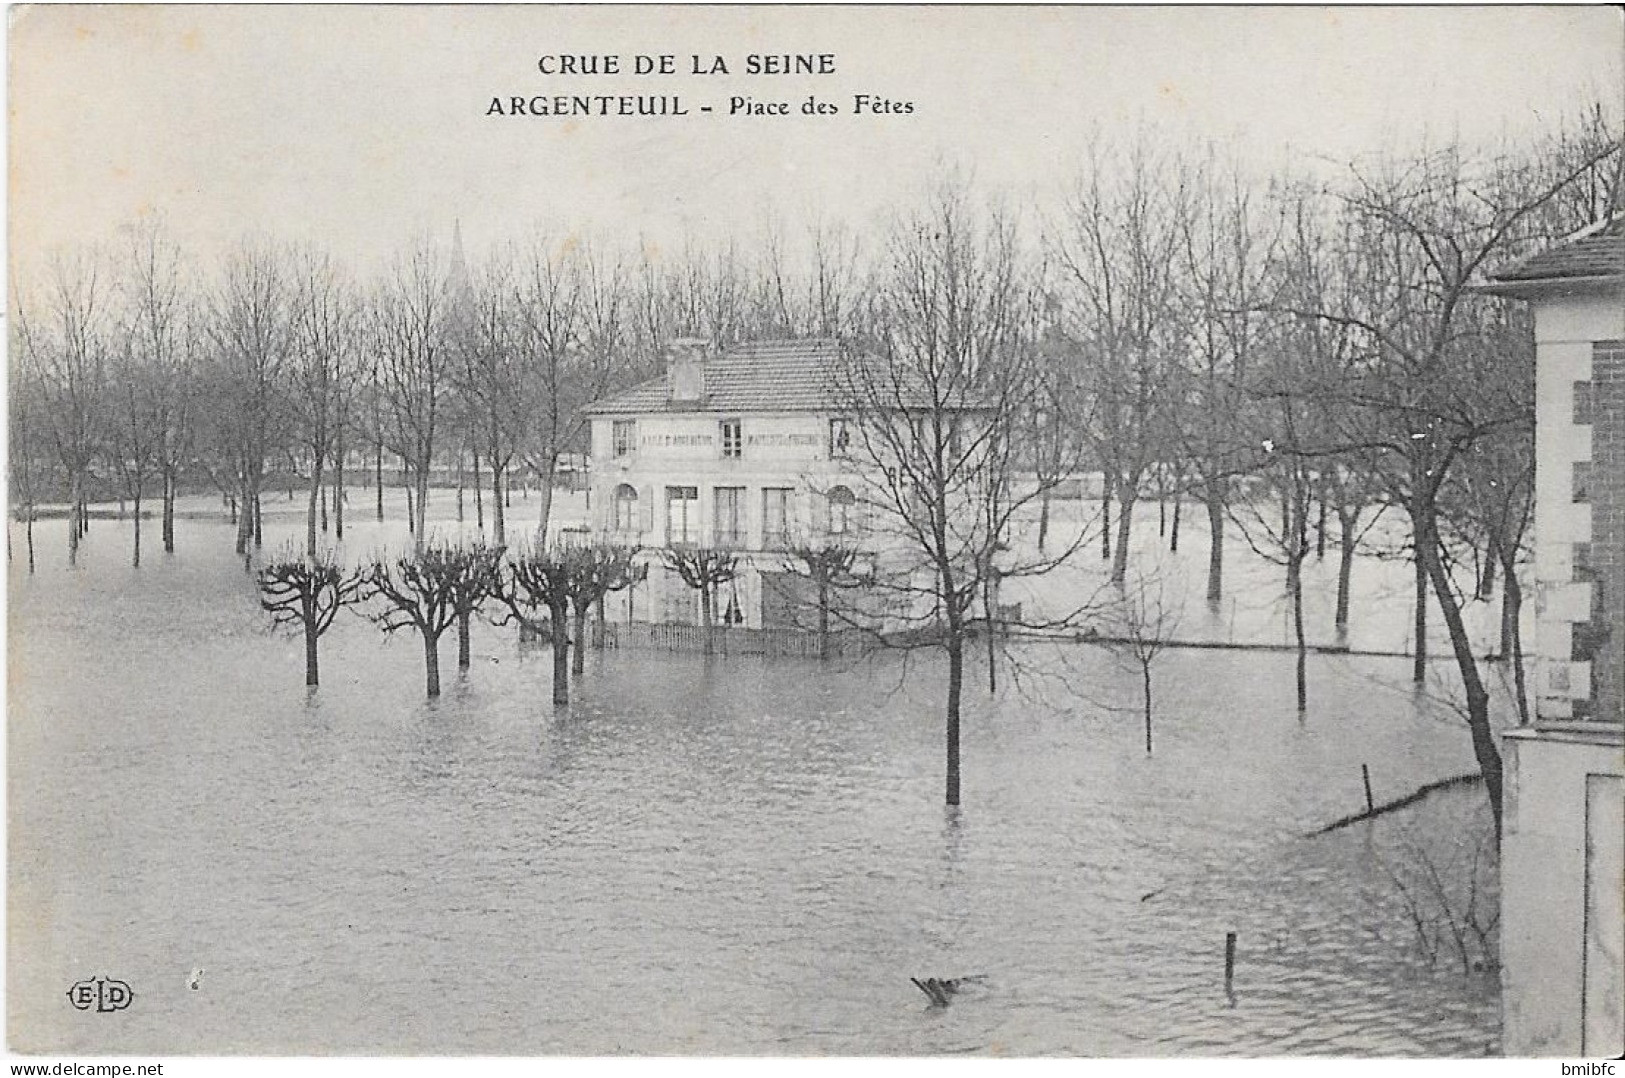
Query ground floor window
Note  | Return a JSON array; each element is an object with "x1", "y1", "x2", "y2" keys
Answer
[
  {"x1": 614, "y1": 483, "x2": 639, "y2": 532},
  {"x1": 827, "y1": 485, "x2": 855, "y2": 535},
  {"x1": 714, "y1": 486, "x2": 745, "y2": 547},
  {"x1": 666, "y1": 485, "x2": 698, "y2": 544},
  {"x1": 762, "y1": 487, "x2": 793, "y2": 549}
]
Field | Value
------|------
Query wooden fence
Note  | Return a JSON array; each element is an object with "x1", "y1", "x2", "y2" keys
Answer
[{"x1": 591, "y1": 620, "x2": 872, "y2": 658}]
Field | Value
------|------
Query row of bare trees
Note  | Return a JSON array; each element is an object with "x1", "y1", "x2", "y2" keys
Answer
[
  {"x1": 13, "y1": 111, "x2": 1622, "y2": 822},
  {"x1": 257, "y1": 540, "x2": 641, "y2": 702},
  {"x1": 10, "y1": 221, "x2": 882, "y2": 569}
]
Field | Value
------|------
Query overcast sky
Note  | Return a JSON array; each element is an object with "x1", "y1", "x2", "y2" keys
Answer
[{"x1": 8, "y1": 4, "x2": 1623, "y2": 277}]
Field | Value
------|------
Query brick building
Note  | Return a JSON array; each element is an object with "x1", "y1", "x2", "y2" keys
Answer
[{"x1": 1484, "y1": 214, "x2": 1623, "y2": 1057}]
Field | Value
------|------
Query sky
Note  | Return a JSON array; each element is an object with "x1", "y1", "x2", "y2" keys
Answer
[{"x1": 7, "y1": 4, "x2": 1623, "y2": 279}]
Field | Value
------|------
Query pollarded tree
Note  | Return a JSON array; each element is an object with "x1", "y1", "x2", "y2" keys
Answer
[
  {"x1": 445, "y1": 541, "x2": 505, "y2": 672},
  {"x1": 493, "y1": 545, "x2": 573, "y2": 705},
  {"x1": 257, "y1": 547, "x2": 369, "y2": 686},
  {"x1": 562, "y1": 543, "x2": 642, "y2": 675},
  {"x1": 780, "y1": 542, "x2": 864, "y2": 660},
  {"x1": 662, "y1": 546, "x2": 739, "y2": 653},
  {"x1": 365, "y1": 543, "x2": 466, "y2": 697}
]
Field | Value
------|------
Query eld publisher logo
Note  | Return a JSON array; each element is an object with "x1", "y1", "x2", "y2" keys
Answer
[{"x1": 66, "y1": 976, "x2": 133, "y2": 1013}]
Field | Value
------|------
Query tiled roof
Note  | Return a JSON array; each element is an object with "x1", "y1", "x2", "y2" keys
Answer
[
  {"x1": 582, "y1": 339, "x2": 849, "y2": 416},
  {"x1": 1491, "y1": 214, "x2": 1624, "y2": 284}
]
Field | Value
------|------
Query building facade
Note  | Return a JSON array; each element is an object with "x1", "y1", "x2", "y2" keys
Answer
[
  {"x1": 581, "y1": 338, "x2": 873, "y2": 629},
  {"x1": 1485, "y1": 215, "x2": 1623, "y2": 1058}
]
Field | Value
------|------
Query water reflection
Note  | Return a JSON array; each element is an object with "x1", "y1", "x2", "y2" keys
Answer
[{"x1": 9, "y1": 516, "x2": 1499, "y2": 1055}]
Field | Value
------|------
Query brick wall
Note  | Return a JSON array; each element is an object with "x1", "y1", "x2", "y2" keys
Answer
[{"x1": 1589, "y1": 340, "x2": 1624, "y2": 722}]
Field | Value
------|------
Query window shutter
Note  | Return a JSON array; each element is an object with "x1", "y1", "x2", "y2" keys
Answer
[
  {"x1": 809, "y1": 490, "x2": 827, "y2": 539},
  {"x1": 640, "y1": 485, "x2": 655, "y2": 536}
]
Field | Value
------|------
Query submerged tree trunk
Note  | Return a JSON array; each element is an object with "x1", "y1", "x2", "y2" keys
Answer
[
  {"x1": 305, "y1": 621, "x2": 320, "y2": 687},
  {"x1": 491, "y1": 462, "x2": 505, "y2": 546},
  {"x1": 1412, "y1": 540, "x2": 1428, "y2": 683},
  {"x1": 1291, "y1": 555, "x2": 1307, "y2": 713},
  {"x1": 535, "y1": 457, "x2": 558, "y2": 541},
  {"x1": 375, "y1": 440, "x2": 385, "y2": 522},
  {"x1": 162, "y1": 471, "x2": 176, "y2": 554},
  {"x1": 131, "y1": 488, "x2": 143, "y2": 568},
  {"x1": 1416, "y1": 508, "x2": 1502, "y2": 834},
  {"x1": 1335, "y1": 507, "x2": 1358, "y2": 632},
  {"x1": 1205, "y1": 485, "x2": 1224, "y2": 605},
  {"x1": 414, "y1": 466, "x2": 430, "y2": 548},
  {"x1": 1100, "y1": 477, "x2": 1113, "y2": 562},
  {"x1": 550, "y1": 603, "x2": 570, "y2": 706},
  {"x1": 945, "y1": 629, "x2": 964, "y2": 807},
  {"x1": 572, "y1": 603, "x2": 587, "y2": 675},
  {"x1": 1169, "y1": 478, "x2": 1182, "y2": 553},
  {"x1": 458, "y1": 611, "x2": 472, "y2": 671},
  {"x1": 423, "y1": 633, "x2": 442, "y2": 698},
  {"x1": 473, "y1": 449, "x2": 485, "y2": 532},
  {"x1": 333, "y1": 453, "x2": 346, "y2": 542},
  {"x1": 1142, "y1": 664, "x2": 1153, "y2": 755},
  {"x1": 1037, "y1": 487, "x2": 1051, "y2": 554},
  {"x1": 1111, "y1": 491, "x2": 1136, "y2": 585},
  {"x1": 306, "y1": 456, "x2": 325, "y2": 559}
]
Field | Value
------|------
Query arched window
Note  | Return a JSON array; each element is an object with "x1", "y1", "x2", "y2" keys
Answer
[
  {"x1": 827, "y1": 485, "x2": 856, "y2": 535},
  {"x1": 613, "y1": 483, "x2": 638, "y2": 533}
]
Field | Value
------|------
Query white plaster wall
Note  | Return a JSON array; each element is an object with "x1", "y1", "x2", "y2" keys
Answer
[
  {"x1": 1501, "y1": 727, "x2": 1625, "y2": 1056},
  {"x1": 1534, "y1": 293, "x2": 1625, "y2": 346}
]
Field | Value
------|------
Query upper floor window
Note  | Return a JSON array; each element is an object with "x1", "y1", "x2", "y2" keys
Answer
[
  {"x1": 830, "y1": 418, "x2": 852, "y2": 456},
  {"x1": 720, "y1": 418, "x2": 743, "y2": 459},
  {"x1": 612, "y1": 420, "x2": 637, "y2": 458}
]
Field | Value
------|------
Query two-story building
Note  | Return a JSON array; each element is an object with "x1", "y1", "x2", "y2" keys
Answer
[
  {"x1": 581, "y1": 338, "x2": 874, "y2": 629},
  {"x1": 1482, "y1": 213, "x2": 1622, "y2": 1057}
]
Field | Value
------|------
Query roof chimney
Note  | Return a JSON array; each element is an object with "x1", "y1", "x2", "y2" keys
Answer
[{"x1": 666, "y1": 337, "x2": 710, "y2": 405}]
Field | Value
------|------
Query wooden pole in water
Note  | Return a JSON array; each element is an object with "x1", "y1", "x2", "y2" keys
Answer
[
  {"x1": 1224, "y1": 931, "x2": 1237, "y2": 995},
  {"x1": 1362, "y1": 764, "x2": 1375, "y2": 815}
]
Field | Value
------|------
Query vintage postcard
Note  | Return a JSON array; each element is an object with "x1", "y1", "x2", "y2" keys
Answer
[{"x1": 6, "y1": 4, "x2": 1623, "y2": 1063}]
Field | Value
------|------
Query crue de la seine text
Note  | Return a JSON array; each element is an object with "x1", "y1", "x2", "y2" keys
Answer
[{"x1": 485, "y1": 52, "x2": 916, "y2": 119}]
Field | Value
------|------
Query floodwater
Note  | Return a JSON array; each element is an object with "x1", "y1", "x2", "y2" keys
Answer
[{"x1": 8, "y1": 501, "x2": 1502, "y2": 1055}]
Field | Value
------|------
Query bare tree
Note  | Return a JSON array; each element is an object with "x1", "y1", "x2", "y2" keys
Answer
[
  {"x1": 445, "y1": 541, "x2": 505, "y2": 671},
  {"x1": 118, "y1": 222, "x2": 195, "y2": 558},
  {"x1": 373, "y1": 241, "x2": 453, "y2": 551},
  {"x1": 1272, "y1": 134, "x2": 1620, "y2": 831},
  {"x1": 257, "y1": 547, "x2": 368, "y2": 686},
  {"x1": 833, "y1": 179, "x2": 1097, "y2": 806},
  {"x1": 780, "y1": 542, "x2": 864, "y2": 660},
  {"x1": 451, "y1": 249, "x2": 529, "y2": 546},
  {"x1": 289, "y1": 249, "x2": 362, "y2": 558},
  {"x1": 14, "y1": 251, "x2": 110, "y2": 567},
  {"x1": 662, "y1": 546, "x2": 739, "y2": 653},
  {"x1": 208, "y1": 239, "x2": 296, "y2": 555},
  {"x1": 1103, "y1": 571, "x2": 1183, "y2": 754},
  {"x1": 365, "y1": 543, "x2": 466, "y2": 697},
  {"x1": 562, "y1": 543, "x2": 642, "y2": 674},
  {"x1": 493, "y1": 545, "x2": 574, "y2": 705},
  {"x1": 1052, "y1": 136, "x2": 1193, "y2": 584}
]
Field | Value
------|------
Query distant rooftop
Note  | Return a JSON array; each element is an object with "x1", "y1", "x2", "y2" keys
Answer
[
  {"x1": 1488, "y1": 214, "x2": 1625, "y2": 290},
  {"x1": 582, "y1": 339, "x2": 845, "y2": 416}
]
